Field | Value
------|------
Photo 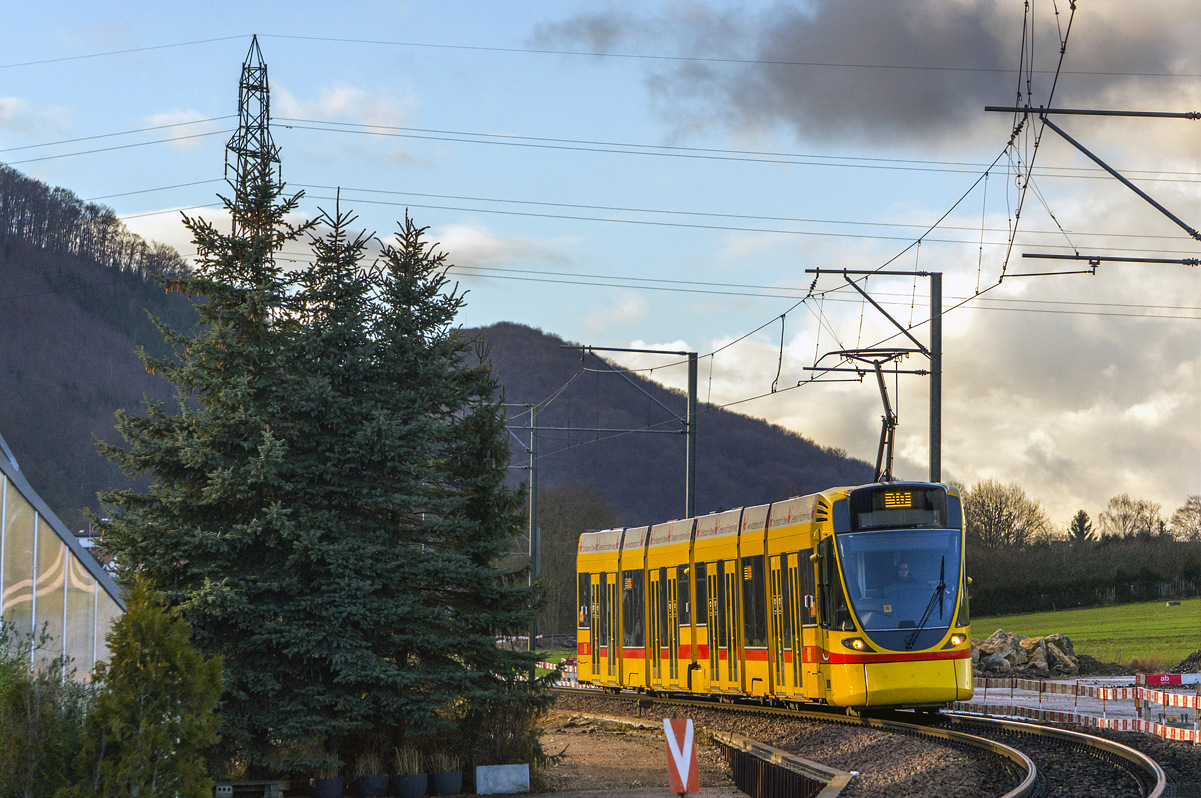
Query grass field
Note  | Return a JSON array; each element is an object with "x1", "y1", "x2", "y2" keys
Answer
[{"x1": 974, "y1": 597, "x2": 1201, "y2": 671}]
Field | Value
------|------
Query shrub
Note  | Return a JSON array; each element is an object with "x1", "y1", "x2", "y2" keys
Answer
[
  {"x1": 64, "y1": 576, "x2": 223, "y2": 798},
  {"x1": 0, "y1": 623, "x2": 93, "y2": 798}
]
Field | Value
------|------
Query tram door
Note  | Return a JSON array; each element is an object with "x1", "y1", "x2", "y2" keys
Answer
[
  {"x1": 798, "y1": 554, "x2": 821, "y2": 700},
  {"x1": 666, "y1": 569, "x2": 680, "y2": 684},
  {"x1": 591, "y1": 573, "x2": 614, "y2": 683},
  {"x1": 706, "y1": 563, "x2": 721, "y2": 688},
  {"x1": 725, "y1": 560, "x2": 742, "y2": 691},
  {"x1": 708, "y1": 559, "x2": 741, "y2": 692},
  {"x1": 769, "y1": 555, "x2": 794, "y2": 696},
  {"x1": 649, "y1": 569, "x2": 662, "y2": 681}
]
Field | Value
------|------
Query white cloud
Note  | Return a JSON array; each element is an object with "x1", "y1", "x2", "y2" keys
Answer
[
  {"x1": 142, "y1": 110, "x2": 222, "y2": 150},
  {"x1": 0, "y1": 96, "x2": 71, "y2": 139},
  {"x1": 274, "y1": 83, "x2": 414, "y2": 130},
  {"x1": 600, "y1": 258, "x2": 1199, "y2": 527},
  {"x1": 428, "y1": 223, "x2": 572, "y2": 271},
  {"x1": 586, "y1": 293, "x2": 651, "y2": 335}
]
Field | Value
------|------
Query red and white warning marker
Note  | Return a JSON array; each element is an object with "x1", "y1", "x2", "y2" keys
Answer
[{"x1": 664, "y1": 718, "x2": 700, "y2": 795}]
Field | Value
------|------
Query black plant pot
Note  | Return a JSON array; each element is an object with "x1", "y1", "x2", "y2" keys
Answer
[
  {"x1": 310, "y1": 776, "x2": 344, "y2": 798},
  {"x1": 355, "y1": 774, "x2": 389, "y2": 797},
  {"x1": 429, "y1": 770, "x2": 462, "y2": 796},
  {"x1": 393, "y1": 773, "x2": 428, "y2": 798}
]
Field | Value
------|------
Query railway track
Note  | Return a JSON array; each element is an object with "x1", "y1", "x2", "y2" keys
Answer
[
  {"x1": 552, "y1": 687, "x2": 1172, "y2": 797},
  {"x1": 938, "y1": 714, "x2": 1166, "y2": 798}
]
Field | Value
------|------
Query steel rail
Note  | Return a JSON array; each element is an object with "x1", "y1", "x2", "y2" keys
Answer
[{"x1": 941, "y1": 714, "x2": 1167, "y2": 798}]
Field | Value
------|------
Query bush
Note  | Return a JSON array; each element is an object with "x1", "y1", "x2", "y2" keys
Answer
[
  {"x1": 0, "y1": 623, "x2": 93, "y2": 798},
  {"x1": 64, "y1": 576, "x2": 223, "y2": 798}
]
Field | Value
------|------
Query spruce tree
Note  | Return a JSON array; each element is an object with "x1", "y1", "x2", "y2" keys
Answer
[{"x1": 98, "y1": 164, "x2": 540, "y2": 776}]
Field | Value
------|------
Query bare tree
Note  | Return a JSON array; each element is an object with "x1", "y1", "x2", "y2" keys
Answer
[
  {"x1": 1098, "y1": 493, "x2": 1163, "y2": 538},
  {"x1": 961, "y1": 479, "x2": 1051, "y2": 548},
  {"x1": 1170, "y1": 495, "x2": 1201, "y2": 542},
  {"x1": 536, "y1": 482, "x2": 618, "y2": 637}
]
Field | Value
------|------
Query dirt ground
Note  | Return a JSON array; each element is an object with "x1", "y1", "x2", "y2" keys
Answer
[{"x1": 537, "y1": 709, "x2": 742, "y2": 796}]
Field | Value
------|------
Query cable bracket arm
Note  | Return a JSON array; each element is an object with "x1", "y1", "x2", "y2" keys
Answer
[
  {"x1": 841, "y1": 272, "x2": 930, "y2": 356},
  {"x1": 1039, "y1": 115, "x2": 1201, "y2": 241}
]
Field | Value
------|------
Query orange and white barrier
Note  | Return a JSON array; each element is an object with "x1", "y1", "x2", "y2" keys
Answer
[
  {"x1": 973, "y1": 677, "x2": 1138, "y2": 701},
  {"x1": 950, "y1": 702, "x2": 1199, "y2": 742},
  {"x1": 956, "y1": 672, "x2": 1201, "y2": 744}
]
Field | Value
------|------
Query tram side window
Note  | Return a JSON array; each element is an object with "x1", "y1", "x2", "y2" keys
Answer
[
  {"x1": 622, "y1": 570, "x2": 644, "y2": 647},
  {"x1": 597, "y1": 574, "x2": 608, "y2": 643},
  {"x1": 578, "y1": 573, "x2": 591, "y2": 629},
  {"x1": 677, "y1": 564, "x2": 691, "y2": 625},
  {"x1": 659, "y1": 566, "x2": 670, "y2": 647},
  {"x1": 781, "y1": 560, "x2": 792, "y2": 648},
  {"x1": 800, "y1": 552, "x2": 817, "y2": 623},
  {"x1": 742, "y1": 555, "x2": 767, "y2": 647},
  {"x1": 716, "y1": 559, "x2": 728, "y2": 644},
  {"x1": 958, "y1": 573, "x2": 971, "y2": 625},
  {"x1": 694, "y1": 562, "x2": 708, "y2": 626},
  {"x1": 817, "y1": 539, "x2": 854, "y2": 631}
]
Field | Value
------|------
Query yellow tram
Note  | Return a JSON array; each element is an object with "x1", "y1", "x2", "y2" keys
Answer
[{"x1": 575, "y1": 481, "x2": 973, "y2": 709}]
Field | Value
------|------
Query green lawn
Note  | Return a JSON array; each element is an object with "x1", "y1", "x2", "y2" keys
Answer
[{"x1": 973, "y1": 597, "x2": 1201, "y2": 671}]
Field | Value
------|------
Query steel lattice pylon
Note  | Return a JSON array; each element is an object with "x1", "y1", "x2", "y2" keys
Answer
[{"x1": 225, "y1": 35, "x2": 280, "y2": 213}]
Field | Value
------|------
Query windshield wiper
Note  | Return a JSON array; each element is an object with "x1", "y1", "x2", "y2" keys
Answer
[{"x1": 905, "y1": 555, "x2": 946, "y2": 650}]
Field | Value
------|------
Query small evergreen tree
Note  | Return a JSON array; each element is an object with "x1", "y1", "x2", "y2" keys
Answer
[
  {"x1": 1067, "y1": 510, "x2": 1094, "y2": 544},
  {"x1": 66, "y1": 576, "x2": 222, "y2": 798}
]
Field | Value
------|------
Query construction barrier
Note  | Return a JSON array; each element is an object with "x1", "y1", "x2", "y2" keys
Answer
[
  {"x1": 1140, "y1": 672, "x2": 1201, "y2": 687},
  {"x1": 973, "y1": 677, "x2": 1138, "y2": 701},
  {"x1": 957, "y1": 673, "x2": 1201, "y2": 744},
  {"x1": 953, "y1": 703, "x2": 1200, "y2": 744}
]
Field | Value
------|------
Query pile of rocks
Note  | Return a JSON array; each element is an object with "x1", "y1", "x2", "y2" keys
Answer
[
  {"x1": 1171, "y1": 650, "x2": 1201, "y2": 673},
  {"x1": 972, "y1": 629, "x2": 1079, "y2": 678}
]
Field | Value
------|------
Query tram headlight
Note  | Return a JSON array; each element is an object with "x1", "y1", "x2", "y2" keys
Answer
[
  {"x1": 841, "y1": 637, "x2": 874, "y2": 653},
  {"x1": 949, "y1": 634, "x2": 966, "y2": 647}
]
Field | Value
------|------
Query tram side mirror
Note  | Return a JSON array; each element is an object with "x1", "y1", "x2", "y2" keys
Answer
[
  {"x1": 809, "y1": 553, "x2": 820, "y2": 563},
  {"x1": 966, "y1": 576, "x2": 973, "y2": 585}
]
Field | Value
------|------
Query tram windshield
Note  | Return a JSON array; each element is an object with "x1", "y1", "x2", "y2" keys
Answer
[{"x1": 835, "y1": 527, "x2": 961, "y2": 651}]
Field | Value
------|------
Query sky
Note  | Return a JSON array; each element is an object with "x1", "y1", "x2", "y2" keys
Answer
[{"x1": 3, "y1": 1, "x2": 1199, "y2": 527}]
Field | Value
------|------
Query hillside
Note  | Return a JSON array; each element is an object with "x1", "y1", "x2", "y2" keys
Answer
[
  {"x1": 0, "y1": 237, "x2": 194, "y2": 533},
  {"x1": 0, "y1": 166, "x2": 872, "y2": 535},
  {"x1": 476, "y1": 322, "x2": 874, "y2": 525}
]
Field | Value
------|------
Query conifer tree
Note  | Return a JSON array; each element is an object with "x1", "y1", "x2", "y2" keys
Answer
[
  {"x1": 1067, "y1": 510, "x2": 1094, "y2": 544},
  {"x1": 98, "y1": 163, "x2": 540, "y2": 776},
  {"x1": 67, "y1": 577, "x2": 222, "y2": 798}
]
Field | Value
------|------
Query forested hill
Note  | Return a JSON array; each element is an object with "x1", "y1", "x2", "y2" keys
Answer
[
  {"x1": 0, "y1": 157, "x2": 870, "y2": 534},
  {"x1": 1, "y1": 227, "x2": 194, "y2": 535},
  {"x1": 474, "y1": 322, "x2": 874, "y2": 526}
]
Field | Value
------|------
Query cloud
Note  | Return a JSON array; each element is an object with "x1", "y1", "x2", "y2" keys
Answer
[
  {"x1": 599, "y1": 256, "x2": 1199, "y2": 527},
  {"x1": 0, "y1": 97, "x2": 71, "y2": 139},
  {"x1": 427, "y1": 223, "x2": 572, "y2": 271},
  {"x1": 273, "y1": 83, "x2": 418, "y2": 165},
  {"x1": 586, "y1": 292, "x2": 650, "y2": 335},
  {"x1": 274, "y1": 83, "x2": 414, "y2": 130},
  {"x1": 535, "y1": 2, "x2": 1201, "y2": 151},
  {"x1": 142, "y1": 110, "x2": 223, "y2": 150}
]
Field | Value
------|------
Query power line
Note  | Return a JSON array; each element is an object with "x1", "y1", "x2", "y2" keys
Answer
[
  {"x1": 262, "y1": 33, "x2": 1201, "y2": 80},
  {"x1": 294, "y1": 189, "x2": 1201, "y2": 254},
  {"x1": 278, "y1": 119, "x2": 1201, "y2": 183},
  {"x1": 6, "y1": 130, "x2": 232, "y2": 166},
  {"x1": 292, "y1": 182, "x2": 1198, "y2": 244},
  {"x1": 0, "y1": 117, "x2": 237, "y2": 155},
  {"x1": 0, "y1": 36, "x2": 246, "y2": 70}
]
